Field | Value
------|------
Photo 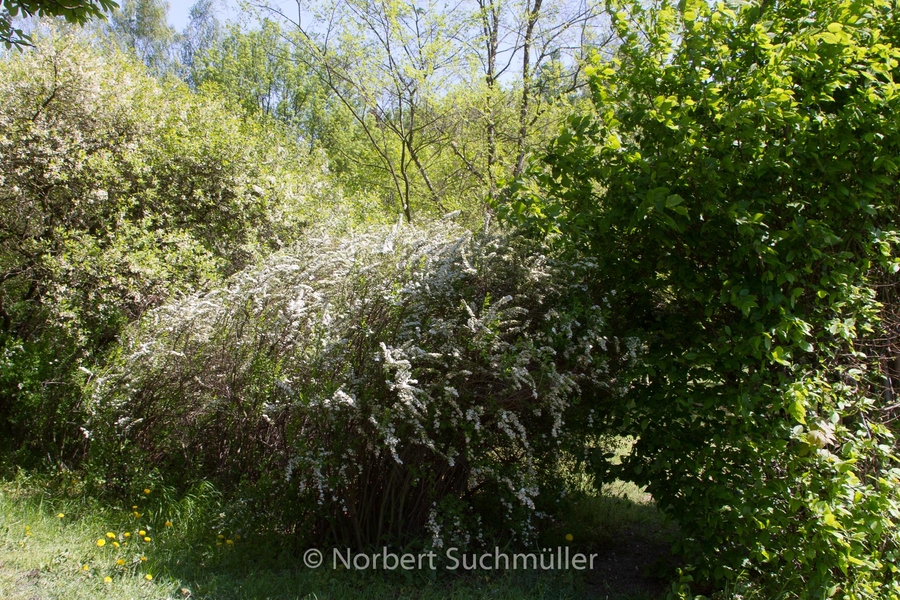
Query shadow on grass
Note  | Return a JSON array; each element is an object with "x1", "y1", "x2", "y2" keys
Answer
[
  {"x1": 545, "y1": 480, "x2": 682, "y2": 600},
  {"x1": 1, "y1": 473, "x2": 679, "y2": 600}
]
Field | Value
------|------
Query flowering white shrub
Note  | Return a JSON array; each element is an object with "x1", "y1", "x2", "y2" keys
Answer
[
  {"x1": 0, "y1": 30, "x2": 328, "y2": 460},
  {"x1": 90, "y1": 221, "x2": 610, "y2": 548}
]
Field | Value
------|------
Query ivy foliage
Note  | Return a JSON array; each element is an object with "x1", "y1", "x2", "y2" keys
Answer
[{"x1": 507, "y1": 0, "x2": 900, "y2": 596}]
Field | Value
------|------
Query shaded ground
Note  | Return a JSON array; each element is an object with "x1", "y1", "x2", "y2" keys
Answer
[
  {"x1": 587, "y1": 521, "x2": 678, "y2": 599},
  {"x1": 1, "y1": 474, "x2": 680, "y2": 600},
  {"x1": 555, "y1": 481, "x2": 680, "y2": 599}
]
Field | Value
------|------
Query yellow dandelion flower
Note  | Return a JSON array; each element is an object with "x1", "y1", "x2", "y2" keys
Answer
[
  {"x1": 133, "y1": 512, "x2": 142, "y2": 518},
  {"x1": 116, "y1": 559, "x2": 125, "y2": 566},
  {"x1": 96, "y1": 539, "x2": 106, "y2": 547},
  {"x1": 225, "y1": 539, "x2": 233, "y2": 545},
  {"x1": 139, "y1": 530, "x2": 146, "y2": 536},
  {"x1": 145, "y1": 574, "x2": 153, "y2": 581},
  {"x1": 217, "y1": 534, "x2": 224, "y2": 539},
  {"x1": 25, "y1": 531, "x2": 32, "y2": 536},
  {"x1": 57, "y1": 513, "x2": 65, "y2": 518},
  {"x1": 165, "y1": 521, "x2": 173, "y2": 527},
  {"x1": 144, "y1": 536, "x2": 151, "y2": 543},
  {"x1": 132, "y1": 506, "x2": 138, "y2": 510},
  {"x1": 113, "y1": 541, "x2": 120, "y2": 548},
  {"x1": 143, "y1": 489, "x2": 151, "y2": 495},
  {"x1": 565, "y1": 533, "x2": 574, "y2": 542},
  {"x1": 140, "y1": 556, "x2": 147, "y2": 562},
  {"x1": 83, "y1": 564, "x2": 90, "y2": 571},
  {"x1": 106, "y1": 532, "x2": 116, "y2": 539},
  {"x1": 124, "y1": 532, "x2": 131, "y2": 538},
  {"x1": 25, "y1": 525, "x2": 30, "y2": 530},
  {"x1": 104, "y1": 576, "x2": 112, "y2": 583}
]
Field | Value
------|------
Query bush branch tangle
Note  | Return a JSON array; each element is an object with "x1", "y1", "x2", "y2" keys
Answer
[{"x1": 89, "y1": 221, "x2": 611, "y2": 549}]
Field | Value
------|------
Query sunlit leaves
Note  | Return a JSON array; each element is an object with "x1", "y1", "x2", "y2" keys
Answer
[
  {"x1": 0, "y1": 31, "x2": 314, "y2": 462},
  {"x1": 508, "y1": 0, "x2": 900, "y2": 595},
  {"x1": 1, "y1": 0, "x2": 118, "y2": 47}
]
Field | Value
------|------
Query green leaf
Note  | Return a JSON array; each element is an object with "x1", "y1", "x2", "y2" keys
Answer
[
  {"x1": 787, "y1": 400, "x2": 807, "y2": 424},
  {"x1": 665, "y1": 194, "x2": 684, "y2": 208}
]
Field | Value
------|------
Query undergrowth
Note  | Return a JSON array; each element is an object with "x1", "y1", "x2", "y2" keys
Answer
[{"x1": 0, "y1": 471, "x2": 667, "y2": 600}]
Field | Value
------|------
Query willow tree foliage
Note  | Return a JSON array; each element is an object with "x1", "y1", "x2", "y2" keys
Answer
[
  {"x1": 104, "y1": 0, "x2": 178, "y2": 76},
  {"x1": 509, "y1": 0, "x2": 900, "y2": 596},
  {"x1": 179, "y1": 0, "x2": 220, "y2": 83},
  {"x1": 191, "y1": 19, "x2": 330, "y2": 141}
]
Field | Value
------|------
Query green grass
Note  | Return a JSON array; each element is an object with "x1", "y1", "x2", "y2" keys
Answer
[{"x1": 0, "y1": 469, "x2": 674, "y2": 600}]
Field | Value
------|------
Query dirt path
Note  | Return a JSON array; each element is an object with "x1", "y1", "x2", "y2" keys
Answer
[{"x1": 585, "y1": 520, "x2": 679, "y2": 599}]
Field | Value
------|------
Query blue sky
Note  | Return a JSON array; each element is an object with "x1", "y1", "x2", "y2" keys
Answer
[
  {"x1": 167, "y1": 1, "x2": 193, "y2": 31},
  {"x1": 166, "y1": 0, "x2": 244, "y2": 32}
]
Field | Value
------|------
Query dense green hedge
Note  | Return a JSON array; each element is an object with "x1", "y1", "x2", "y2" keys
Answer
[{"x1": 508, "y1": 0, "x2": 900, "y2": 596}]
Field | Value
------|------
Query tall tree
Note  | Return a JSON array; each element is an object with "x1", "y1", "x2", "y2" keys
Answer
[
  {"x1": 254, "y1": 0, "x2": 611, "y2": 218},
  {"x1": 192, "y1": 19, "x2": 331, "y2": 143},
  {"x1": 270, "y1": 0, "x2": 468, "y2": 222},
  {"x1": 1, "y1": 0, "x2": 118, "y2": 47},
  {"x1": 106, "y1": 0, "x2": 177, "y2": 76},
  {"x1": 180, "y1": 0, "x2": 221, "y2": 84}
]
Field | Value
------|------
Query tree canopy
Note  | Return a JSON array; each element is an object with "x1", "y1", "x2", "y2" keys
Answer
[{"x1": 1, "y1": 0, "x2": 118, "y2": 47}]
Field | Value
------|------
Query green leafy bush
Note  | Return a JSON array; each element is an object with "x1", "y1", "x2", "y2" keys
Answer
[
  {"x1": 507, "y1": 0, "x2": 900, "y2": 596},
  {"x1": 0, "y1": 31, "x2": 315, "y2": 464},
  {"x1": 88, "y1": 221, "x2": 609, "y2": 548}
]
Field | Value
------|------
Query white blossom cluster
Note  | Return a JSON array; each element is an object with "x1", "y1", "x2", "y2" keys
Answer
[{"x1": 92, "y1": 220, "x2": 611, "y2": 548}]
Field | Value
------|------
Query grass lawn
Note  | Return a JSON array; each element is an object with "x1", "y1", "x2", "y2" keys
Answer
[{"x1": 1, "y1": 471, "x2": 677, "y2": 600}]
